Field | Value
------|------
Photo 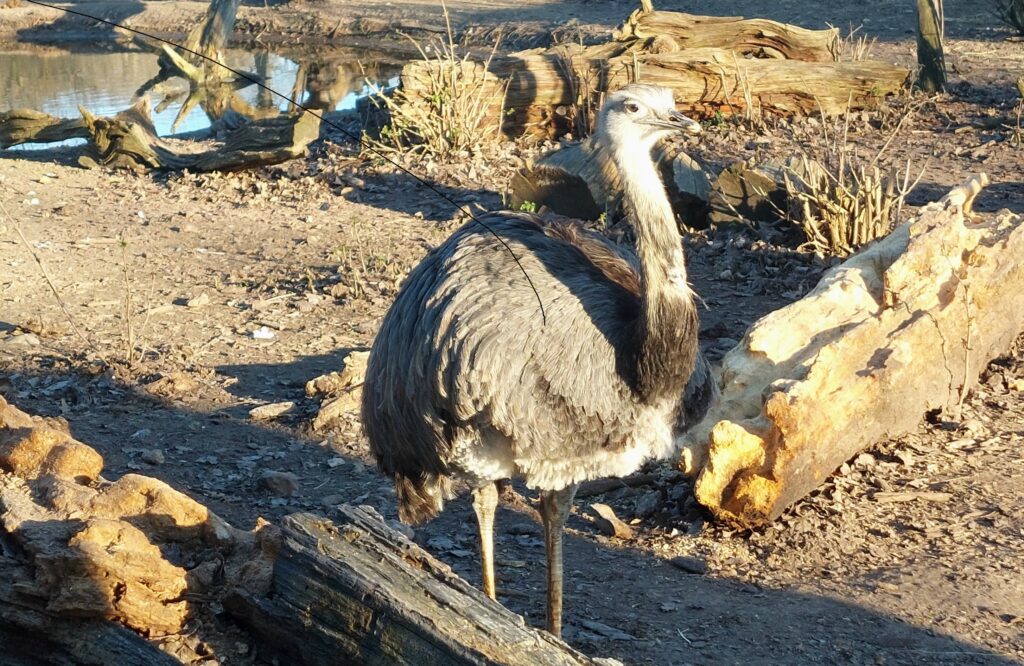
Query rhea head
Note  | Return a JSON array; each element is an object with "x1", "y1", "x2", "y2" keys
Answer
[{"x1": 597, "y1": 84, "x2": 701, "y2": 151}]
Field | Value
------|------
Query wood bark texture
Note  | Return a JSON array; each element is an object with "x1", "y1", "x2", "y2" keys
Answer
[
  {"x1": 915, "y1": 0, "x2": 946, "y2": 92},
  {"x1": 679, "y1": 175, "x2": 1024, "y2": 528},
  {"x1": 226, "y1": 508, "x2": 599, "y2": 666},
  {"x1": 613, "y1": 9, "x2": 840, "y2": 61}
]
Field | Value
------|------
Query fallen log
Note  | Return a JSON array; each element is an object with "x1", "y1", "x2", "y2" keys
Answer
[
  {"x1": 400, "y1": 45, "x2": 908, "y2": 139},
  {"x1": 612, "y1": 9, "x2": 840, "y2": 61},
  {"x1": 679, "y1": 174, "x2": 1024, "y2": 528},
  {"x1": 226, "y1": 509, "x2": 599, "y2": 666}
]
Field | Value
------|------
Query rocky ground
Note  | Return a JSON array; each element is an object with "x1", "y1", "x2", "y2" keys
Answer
[{"x1": 2, "y1": 0, "x2": 1024, "y2": 664}]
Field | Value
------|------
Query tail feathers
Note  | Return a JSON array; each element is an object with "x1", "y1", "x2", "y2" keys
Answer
[
  {"x1": 679, "y1": 350, "x2": 720, "y2": 432},
  {"x1": 394, "y1": 473, "x2": 452, "y2": 525}
]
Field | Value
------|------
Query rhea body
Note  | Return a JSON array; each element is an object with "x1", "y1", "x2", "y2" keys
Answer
[{"x1": 361, "y1": 84, "x2": 715, "y2": 636}]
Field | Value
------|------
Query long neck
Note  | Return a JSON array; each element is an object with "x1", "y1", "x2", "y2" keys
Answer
[{"x1": 612, "y1": 140, "x2": 699, "y2": 401}]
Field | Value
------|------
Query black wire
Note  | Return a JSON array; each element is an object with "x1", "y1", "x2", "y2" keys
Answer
[{"x1": 21, "y1": 0, "x2": 547, "y2": 325}]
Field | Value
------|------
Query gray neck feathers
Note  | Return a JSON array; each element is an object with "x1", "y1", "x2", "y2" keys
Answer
[{"x1": 611, "y1": 139, "x2": 698, "y2": 401}]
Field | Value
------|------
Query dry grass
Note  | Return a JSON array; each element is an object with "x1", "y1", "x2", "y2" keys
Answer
[
  {"x1": 552, "y1": 40, "x2": 603, "y2": 139},
  {"x1": 781, "y1": 107, "x2": 921, "y2": 256},
  {"x1": 835, "y1": 25, "x2": 877, "y2": 62},
  {"x1": 783, "y1": 156, "x2": 913, "y2": 256},
  {"x1": 363, "y1": 1, "x2": 509, "y2": 159}
]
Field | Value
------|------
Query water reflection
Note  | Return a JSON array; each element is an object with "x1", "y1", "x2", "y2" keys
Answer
[{"x1": 0, "y1": 47, "x2": 402, "y2": 149}]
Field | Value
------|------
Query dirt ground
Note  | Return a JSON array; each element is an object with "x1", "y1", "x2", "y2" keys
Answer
[{"x1": 2, "y1": 0, "x2": 1024, "y2": 664}]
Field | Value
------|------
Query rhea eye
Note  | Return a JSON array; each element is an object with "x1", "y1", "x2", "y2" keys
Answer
[{"x1": 625, "y1": 102, "x2": 640, "y2": 113}]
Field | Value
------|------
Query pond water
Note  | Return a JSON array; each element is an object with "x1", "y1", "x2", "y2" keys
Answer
[{"x1": 0, "y1": 47, "x2": 402, "y2": 150}]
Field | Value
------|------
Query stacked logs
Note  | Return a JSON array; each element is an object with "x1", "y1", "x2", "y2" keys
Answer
[{"x1": 399, "y1": 7, "x2": 909, "y2": 139}]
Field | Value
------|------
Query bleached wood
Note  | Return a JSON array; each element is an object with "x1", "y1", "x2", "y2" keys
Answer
[
  {"x1": 679, "y1": 174, "x2": 1024, "y2": 528},
  {"x1": 613, "y1": 10, "x2": 839, "y2": 61}
]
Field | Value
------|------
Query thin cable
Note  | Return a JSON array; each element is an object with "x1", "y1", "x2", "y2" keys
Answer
[{"x1": 20, "y1": 0, "x2": 547, "y2": 324}]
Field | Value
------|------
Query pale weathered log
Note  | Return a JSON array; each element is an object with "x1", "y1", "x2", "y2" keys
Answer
[
  {"x1": 0, "y1": 559, "x2": 178, "y2": 666},
  {"x1": 679, "y1": 174, "x2": 1024, "y2": 528},
  {"x1": 613, "y1": 9, "x2": 840, "y2": 61},
  {"x1": 226, "y1": 508, "x2": 600, "y2": 666},
  {"x1": 510, "y1": 135, "x2": 711, "y2": 226}
]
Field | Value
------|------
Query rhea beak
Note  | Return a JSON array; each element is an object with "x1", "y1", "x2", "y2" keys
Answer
[{"x1": 645, "y1": 109, "x2": 702, "y2": 134}]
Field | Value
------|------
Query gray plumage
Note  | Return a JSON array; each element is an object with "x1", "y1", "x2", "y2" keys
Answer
[{"x1": 361, "y1": 84, "x2": 717, "y2": 635}]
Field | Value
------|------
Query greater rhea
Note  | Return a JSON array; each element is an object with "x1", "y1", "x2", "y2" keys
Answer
[{"x1": 362, "y1": 84, "x2": 716, "y2": 636}]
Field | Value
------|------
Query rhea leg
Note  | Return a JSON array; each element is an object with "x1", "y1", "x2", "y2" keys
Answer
[
  {"x1": 471, "y1": 482, "x2": 499, "y2": 599},
  {"x1": 539, "y1": 484, "x2": 577, "y2": 637}
]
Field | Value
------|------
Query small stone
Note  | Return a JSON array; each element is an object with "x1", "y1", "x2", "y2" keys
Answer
[
  {"x1": 1008, "y1": 377, "x2": 1024, "y2": 392},
  {"x1": 320, "y1": 493, "x2": 345, "y2": 508},
  {"x1": 186, "y1": 292, "x2": 210, "y2": 308},
  {"x1": 633, "y1": 491, "x2": 661, "y2": 519},
  {"x1": 140, "y1": 449, "x2": 165, "y2": 465},
  {"x1": 326, "y1": 457, "x2": 347, "y2": 468},
  {"x1": 260, "y1": 470, "x2": 299, "y2": 497},
  {"x1": 248, "y1": 401, "x2": 295, "y2": 421},
  {"x1": 576, "y1": 619, "x2": 636, "y2": 641},
  {"x1": 854, "y1": 452, "x2": 876, "y2": 467},
  {"x1": 985, "y1": 372, "x2": 1006, "y2": 391},
  {"x1": 3, "y1": 333, "x2": 40, "y2": 347},
  {"x1": 590, "y1": 503, "x2": 634, "y2": 540},
  {"x1": 959, "y1": 418, "x2": 986, "y2": 435},
  {"x1": 252, "y1": 326, "x2": 276, "y2": 340},
  {"x1": 718, "y1": 269, "x2": 734, "y2": 280},
  {"x1": 669, "y1": 555, "x2": 708, "y2": 575}
]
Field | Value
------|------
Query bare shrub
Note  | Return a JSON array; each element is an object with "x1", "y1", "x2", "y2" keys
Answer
[
  {"x1": 783, "y1": 156, "x2": 913, "y2": 256},
  {"x1": 781, "y1": 108, "x2": 922, "y2": 256},
  {"x1": 363, "y1": 1, "x2": 509, "y2": 159}
]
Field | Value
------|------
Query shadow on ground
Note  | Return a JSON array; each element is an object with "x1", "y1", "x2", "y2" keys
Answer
[{"x1": 0, "y1": 359, "x2": 1015, "y2": 665}]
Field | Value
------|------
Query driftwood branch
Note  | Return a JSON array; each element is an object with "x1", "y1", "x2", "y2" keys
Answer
[
  {"x1": 679, "y1": 174, "x2": 1024, "y2": 528},
  {"x1": 0, "y1": 109, "x2": 88, "y2": 149}
]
